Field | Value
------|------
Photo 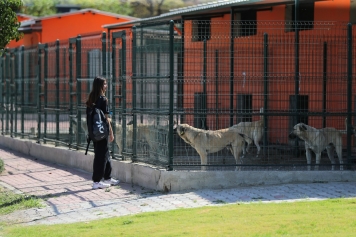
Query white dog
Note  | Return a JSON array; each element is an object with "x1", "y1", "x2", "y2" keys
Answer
[
  {"x1": 289, "y1": 123, "x2": 347, "y2": 171},
  {"x1": 232, "y1": 108, "x2": 264, "y2": 158}
]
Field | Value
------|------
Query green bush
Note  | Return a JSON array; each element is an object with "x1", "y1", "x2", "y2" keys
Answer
[{"x1": 0, "y1": 158, "x2": 4, "y2": 174}]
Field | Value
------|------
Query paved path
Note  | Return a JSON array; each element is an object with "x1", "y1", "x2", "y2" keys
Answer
[{"x1": 0, "y1": 145, "x2": 356, "y2": 226}]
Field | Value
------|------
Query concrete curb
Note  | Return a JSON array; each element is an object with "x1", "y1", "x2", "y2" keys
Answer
[{"x1": 1, "y1": 135, "x2": 355, "y2": 192}]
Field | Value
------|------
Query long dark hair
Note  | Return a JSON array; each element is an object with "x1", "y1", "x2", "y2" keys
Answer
[{"x1": 86, "y1": 76, "x2": 106, "y2": 107}]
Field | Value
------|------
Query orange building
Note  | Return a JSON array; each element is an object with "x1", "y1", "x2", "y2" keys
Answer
[
  {"x1": 103, "y1": 0, "x2": 356, "y2": 147},
  {"x1": 7, "y1": 13, "x2": 36, "y2": 48},
  {"x1": 7, "y1": 9, "x2": 138, "y2": 48}
]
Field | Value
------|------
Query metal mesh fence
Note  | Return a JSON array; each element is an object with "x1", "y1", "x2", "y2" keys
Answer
[{"x1": 1, "y1": 21, "x2": 356, "y2": 171}]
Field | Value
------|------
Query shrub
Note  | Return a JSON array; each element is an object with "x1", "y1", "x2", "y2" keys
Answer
[{"x1": 0, "y1": 158, "x2": 4, "y2": 174}]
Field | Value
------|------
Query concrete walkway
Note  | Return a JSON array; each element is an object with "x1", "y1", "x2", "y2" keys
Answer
[{"x1": 1, "y1": 145, "x2": 356, "y2": 226}]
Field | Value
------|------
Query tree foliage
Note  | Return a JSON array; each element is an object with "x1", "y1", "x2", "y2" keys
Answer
[
  {"x1": 19, "y1": 0, "x2": 199, "y2": 18},
  {"x1": 21, "y1": 0, "x2": 56, "y2": 17},
  {"x1": 130, "y1": 0, "x2": 186, "y2": 18},
  {"x1": 0, "y1": 0, "x2": 23, "y2": 54}
]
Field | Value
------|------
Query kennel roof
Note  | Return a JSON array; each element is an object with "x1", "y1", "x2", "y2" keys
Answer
[{"x1": 103, "y1": 0, "x2": 328, "y2": 29}]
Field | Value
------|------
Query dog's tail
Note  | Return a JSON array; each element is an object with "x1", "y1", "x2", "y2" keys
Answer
[
  {"x1": 239, "y1": 133, "x2": 253, "y2": 144},
  {"x1": 343, "y1": 118, "x2": 356, "y2": 135},
  {"x1": 259, "y1": 107, "x2": 264, "y2": 121}
]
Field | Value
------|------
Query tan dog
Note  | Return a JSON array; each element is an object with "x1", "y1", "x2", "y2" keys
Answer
[
  {"x1": 114, "y1": 122, "x2": 168, "y2": 158},
  {"x1": 176, "y1": 124, "x2": 248, "y2": 171},
  {"x1": 289, "y1": 123, "x2": 347, "y2": 171},
  {"x1": 70, "y1": 116, "x2": 88, "y2": 140},
  {"x1": 232, "y1": 108, "x2": 264, "y2": 158}
]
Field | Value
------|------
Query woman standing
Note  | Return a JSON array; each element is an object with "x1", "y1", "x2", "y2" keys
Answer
[{"x1": 86, "y1": 76, "x2": 119, "y2": 189}]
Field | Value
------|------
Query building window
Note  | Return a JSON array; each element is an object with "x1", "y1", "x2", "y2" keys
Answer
[
  {"x1": 234, "y1": 10, "x2": 257, "y2": 37},
  {"x1": 285, "y1": 2, "x2": 314, "y2": 32},
  {"x1": 192, "y1": 18, "x2": 211, "y2": 42},
  {"x1": 237, "y1": 94, "x2": 252, "y2": 123}
]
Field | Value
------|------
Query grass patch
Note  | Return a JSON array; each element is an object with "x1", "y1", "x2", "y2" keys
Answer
[
  {"x1": 3, "y1": 198, "x2": 356, "y2": 237},
  {"x1": 0, "y1": 158, "x2": 4, "y2": 174},
  {"x1": 0, "y1": 186, "x2": 44, "y2": 216}
]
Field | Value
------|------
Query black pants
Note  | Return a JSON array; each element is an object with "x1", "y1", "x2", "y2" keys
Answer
[{"x1": 92, "y1": 138, "x2": 112, "y2": 182}]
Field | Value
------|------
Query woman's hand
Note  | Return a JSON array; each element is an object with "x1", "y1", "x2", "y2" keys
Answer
[{"x1": 109, "y1": 133, "x2": 114, "y2": 143}]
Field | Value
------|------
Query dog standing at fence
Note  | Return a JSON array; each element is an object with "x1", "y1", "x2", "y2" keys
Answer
[
  {"x1": 176, "y1": 123, "x2": 250, "y2": 171},
  {"x1": 114, "y1": 121, "x2": 168, "y2": 158},
  {"x1": 70, "y1": 116, "x2": 88, "y2": 141},
  {"x1": 232, "y1": 108, "x2": 264, "y2": 158},
  {"x1": 288, "y1": 122, "x2": 352, "y2": 171}
]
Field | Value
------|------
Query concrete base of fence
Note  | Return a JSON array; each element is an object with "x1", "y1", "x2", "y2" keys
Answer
[{"x1": 1, "y1": 135, "x2": 355, "y2": 192}]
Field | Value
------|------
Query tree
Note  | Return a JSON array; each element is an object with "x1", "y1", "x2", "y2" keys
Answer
[
  {"x1": 0, "y1": 0, "x2": 23, "y2": 55},
  {"x1": 130, "y1": 0, "x2": 186, "y2": 18},
  {"x1": 21, "y1": 0, "x2": 56, "y2": 17},
  {"x1": 73, "y1": 0, "x2": 133, "y2": 16}
]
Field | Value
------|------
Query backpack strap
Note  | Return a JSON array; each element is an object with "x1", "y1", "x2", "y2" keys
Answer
[{"x1": 85, "y1": 135, "x2": 91, "y2": 155}]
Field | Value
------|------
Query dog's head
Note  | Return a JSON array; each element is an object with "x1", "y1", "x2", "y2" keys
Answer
[
  {"x1": 176, "y1": 124, "x2": 189, "y2": 138},
  {"x1": 289, "y1": 123, "x2": 308, "y2": 139},
  {"x1": 345, "y1": 118, "x2": 356, "y2": 136}
]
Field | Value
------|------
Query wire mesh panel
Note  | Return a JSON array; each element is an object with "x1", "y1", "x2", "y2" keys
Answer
[
  {"x1": 1, "y1": 19, "x2": 356, "y2": 172},
  {"x1": 123, "y1": 22, "x2": 178, "y2": 167},
  {"x1": 75, "y1": 34, "x2": 103, "y2": 150},
  {"x1": 40, "y1": 41, "x2": 69, "y2": 146},
  {"x1": 111, "y1": 31, "x2": 128, "y2": 159},
  {"x1": 172, "y1": 20, "x2": 355, "y2": 171},
  {"x1": 0, "y1": 55, "x2": 4, "y2": 134}
]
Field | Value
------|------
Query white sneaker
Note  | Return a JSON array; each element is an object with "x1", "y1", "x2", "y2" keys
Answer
[
  {"x1": 92, "y1": 181, "x2": 110, "y2": 189},
  {"x1": 103, "y1": 178, "x2": 120, "y2": 186}
]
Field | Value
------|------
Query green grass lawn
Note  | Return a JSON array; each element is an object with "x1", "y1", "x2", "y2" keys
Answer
[
  {"x1": 2, "y1": 198, "x2": 356, "y2": 237},
  {"x1": 0, "y1": 186, "x2": 43, "y2": 216}
]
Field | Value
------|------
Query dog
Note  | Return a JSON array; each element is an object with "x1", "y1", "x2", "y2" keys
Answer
[
  {"x1": 70, "y1": 116, "x2": 88, "y2": 141},
  {"x1": 345, "y1": 118, "x2": 356, "y2": 135},
  {"x1": 176, "y1": 123, "x2": 249, "y2": 171},
  {"x1": 232, "y1": 108, "x2": 264, "y2": 158},
  {"x1": 114, "y1": 121, "x2": 168, "y2": 158},
  {"x1": 288, "y1": 123, "x2": 349, "y2": 171}
]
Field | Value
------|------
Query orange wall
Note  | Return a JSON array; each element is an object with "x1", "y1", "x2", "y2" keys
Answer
[
  {"x1": 40, "y1": 11, "x2": 128, "y2": 43},
  {"x1": 7, "y1": 15, "x2": 33, "y2": 48},
  {"x1": 180, "y1": 1, "x2": 355, "y2": 146},
  {"x1": 9, "y1": 11, "x2": 133, "y2": 48}
]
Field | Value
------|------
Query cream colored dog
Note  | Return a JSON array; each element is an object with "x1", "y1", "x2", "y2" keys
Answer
[
  {"x1": 289, "y1": 123, "x2": 346, "y2": 171},
  {"x1": 232, "y1": 108, "x2": 264, "y2": 158},
  {"x1": 114, "y1": 122, "x2": 167, "y2": 158},
  {"x1": 176, "y1": 123, "x2": 249, "y2": 171}
]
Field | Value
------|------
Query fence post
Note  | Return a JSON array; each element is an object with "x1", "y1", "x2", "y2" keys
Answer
[
  {"x1": 230, "y1": 8, "x2": 235, "y2": 127},
  {"x1": 202, "y1": 39, "x2": 207, "y2": 130},
  {"x1": 9, "y1": 49, "x2": 14, "y2": 137},
  {"x1": 76, "y1": 35, "x2": 82, "y2": 148},
  {"x1": 37, "y1": 44, "x2": 43, "y2": 143},
  {"x1": 44, "y1": 44, "x2": 48, "y2": 143},
  {"x1": 102, "y1": 32, "x2": 107, "y2": 78},
  {"x1": 5, "y1": 50, "x2": 10, "y2": 135},
  {"x1": 55, "y1": 40, "x2": 60, "y2": 146},
  {"x1": 110, "y1": 31, "x2": 116, "y2": 155},
  {"x1": 156, "y1": 44, "x2": 160, "y2": 126},
  {"x1": 263, "y1": 33, "x2": 269, "y2": 157},
  {"x1": 322, "y1": 42, "x2": 327, "y2": 128},
  {"x1": 347, "y1": 23, "x2": 352, "y2": 166},
  {"x1": 69, "y1": 38, "x2": 75, "y2": 148},
  {"x1": 13, "y1": 48, "x2": 18, "y2": 138},
  {"x1": 0, "y1": 54, "x2": 3, "y2": 134},
  {"x1": 121, "y1": 32, "x2": 127, "y2": 159},
  {"x1": 168, "y1": 20, "x2": 174, "y2": 171},
  {"x1": 21, "y1": 46, "x2": 25, "y2": 139},
  {"x1": 132, "y1": 26, "x2": 137, "y2": 162}
]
